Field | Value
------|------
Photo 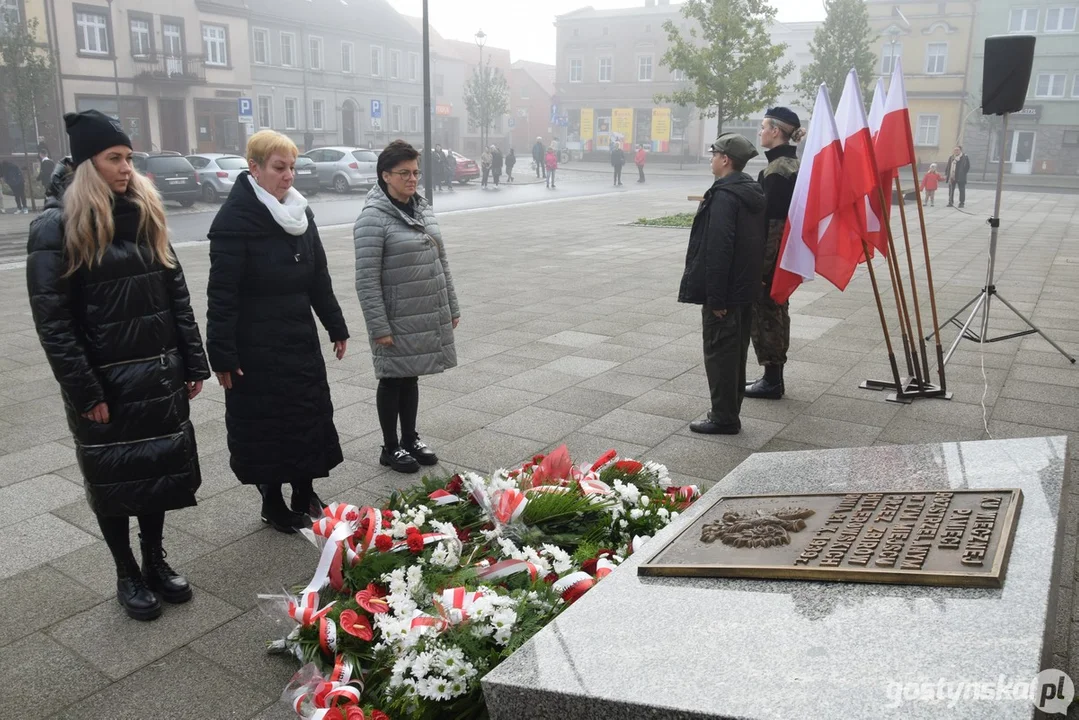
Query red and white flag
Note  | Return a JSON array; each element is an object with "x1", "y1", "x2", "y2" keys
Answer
[
  {"x1": 771, "y1": 84, "x2": 844, "y2": 303},
  {"x1": 865, "y1": 77, "x2": 889, "y2": 250},
  {"x1": 875, "y1": 58, "x2": 915, "y2": 177}
]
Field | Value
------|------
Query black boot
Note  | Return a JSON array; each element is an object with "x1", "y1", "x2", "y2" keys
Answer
[
  {"x1": 401, "y1": 436, "x2": 438, "y2": 466},
  {"x1": 380, "y1": 446, "x2": 420, "y2": 473},
  {"x1": 259, "y1": 484, "x2": 308, "y2": 533},
  {"x1": 290, "y1": 480, "x2": 327, "y2": 520},
  {"x1": 140, "y1": 535, "x2": 193, "y2": 604},
  {"x1": 744, "y1": 364, "x2": 784, "y2": 399},
  {"x1": 117, "y1": 560, "x2": 162, "y2": 621}
]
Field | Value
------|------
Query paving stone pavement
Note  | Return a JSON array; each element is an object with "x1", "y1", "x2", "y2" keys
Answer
[{"x1": 0, "y1": 184, "x2": 1077, "y2": 718}]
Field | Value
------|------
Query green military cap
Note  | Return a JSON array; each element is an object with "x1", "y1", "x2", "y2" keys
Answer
[{"x1": 710, "y1": 133, "x2": 759, "y2": 163}]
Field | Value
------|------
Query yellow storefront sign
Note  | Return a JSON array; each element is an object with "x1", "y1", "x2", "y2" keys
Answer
[
  {"x1": 612, "y1": 108, "x2": 634, "y2": 147},
  {"x1": 580, "y1": 108, "x2": 594, "y2": 143},
  {"x1": 651, "y1": 108, "x2": 671, "y2": 142}
]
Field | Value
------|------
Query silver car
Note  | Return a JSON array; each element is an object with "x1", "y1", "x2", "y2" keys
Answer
[
  {"x1": 303, "y1": 146, "x2": 379, "y2": 193},
  {"x1": 186, "y1": 153, "x2": 248, "y2": 203}
]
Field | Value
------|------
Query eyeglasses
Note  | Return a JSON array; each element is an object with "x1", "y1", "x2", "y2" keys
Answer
[{"x1": 391, "y1": 170, "x2": 421, "y2": 179}]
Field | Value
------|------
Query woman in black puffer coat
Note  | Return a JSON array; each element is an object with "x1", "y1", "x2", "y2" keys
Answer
[
  {"x1": 27, "y1": 110, "x2": 210, "y2": 622},
  {"x1": 206, "y1": 130, "x2": 349, "y2": 534}
]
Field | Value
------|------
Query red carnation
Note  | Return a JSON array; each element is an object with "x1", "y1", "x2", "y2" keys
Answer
[
  {"x1": 543, "y1": 572, "x2": 559, "y2": 584},
  {"x1": 324, "y1": 709, "x2": 345, "y2": 720},
  {"x1": 374, "y1": 534, "x2": 393, "y2": 552},
  {"x1": 358, "y1": 518, "x2": 371, "y2": 536},
  {"x1": 346, "y1": 708, "x2": 366, "y2": 720},
  {"x1": 446, "y1": 474, "x2": 463, "y2": 494},
  {"x1": 615, "y1": 459, "x2": 644, "y2": 475},
  {"x1": 456, "y1": 527, "x2": 471, "y2": 542},
  {"x1": 381, "y1": 509, "x2": 394, "y2": 523},
  {"x1": 406, "y1": 525, "x2": 421, "y2": 537},
  {"x1": 371, "y1": 711, "x2": 390, "y2": 720},
  {"x1": 406, "y1": 534, "x2": 425, "y2": 553},
  {"x1": 338, "y1": 610, "x2": 373, "y2": 641},
  {"x1": 532, "y1": 454, "x2": 546, "y2": 465},
  {"x1": 581, "y1": 558, "x2": 598, "y2": 576}
]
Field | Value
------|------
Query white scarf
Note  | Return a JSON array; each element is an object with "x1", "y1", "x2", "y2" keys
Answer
[{"x1": 247, "y1": 175, "x2": 309, "y2": 236}]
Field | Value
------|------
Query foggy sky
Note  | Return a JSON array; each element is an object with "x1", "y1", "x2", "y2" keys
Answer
[{"x1": 387, "y1": 0, "x2": 828, "y2": 65}]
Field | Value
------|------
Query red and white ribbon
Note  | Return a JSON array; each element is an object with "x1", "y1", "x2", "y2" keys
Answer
[
  {"x1": 318, "y1": 615, "x2": 337, "y2": 655},
  {"x1": 553, "y1": 571, "x2": 594, "y2": 604},
  {"x1": 302, "y1": 514, "x2": 360, "y2": 595},
  {"x1": 493, "y1": 488, "x2": 528, "y2": 524},
  {"x1": 428, "y1": 489, "x2": 461, "y2": 505},
  {"x1": 390, "y1": 531, "x2": 453, "y2": 553},
  {"x1": 589, "y1": 449, "x2": 618, "y2": 472},
  {"x1": 290, "y1": 656, "x2": 362, "y2": 720},
  {"x1": 409, "y1": 609, "x2": 447, "y2": 633},
  {"x1": 665, "y1": 485, "x2": 700, "y2": 502},
  {"x1": 577, "y1": 477, "x2": 612, "y2": 496},
  {"x1": 595, "y1": 557, "x2": 616, "y2": 579},
  {"x1": 475, "y1": 558, "x2": 539, "y2": 582},
  {"x1": 434, "y1": 587, "x2": 483, "y2": 626},
  {"x1": 288, "y1": 591, "x2": 334, "y2": 627}
]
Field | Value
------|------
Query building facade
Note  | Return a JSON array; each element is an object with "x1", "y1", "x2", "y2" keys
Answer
[
  {"x1": 1, "y1": 0, "x2": 64, "y2": 162},
  {"x1": 510, "y1": 60, "x2": 556, "y2": 154},
  {"x1": 47, "y1": 0, "x2": 252, "y2": 155},
  {"x1": 248, "y1": 0, "x2": 425, "y2": 152},
  {"x1": 868, "y1": 0, "x2": 977, "y2": 169},
  {"x1": 445, "y1": 37, "x2": 512, "y2": 157},
  {"x1": 963, "y1": 0, "x2": 1079, "y2": 176}
]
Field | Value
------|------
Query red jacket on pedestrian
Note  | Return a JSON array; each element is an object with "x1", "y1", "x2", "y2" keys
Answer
[
  {"x1": 545, "y1": 150, "x2": 558, "y2": 171},
  {"x1": 635, "y1": 148, "x2": 646, "y2": 165},
  {"x1": 922, "y1": 170, "x2": 940, "y2": 191}
]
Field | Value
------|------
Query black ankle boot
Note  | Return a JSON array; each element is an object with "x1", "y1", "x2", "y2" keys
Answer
[
  {"x1": 745, "y1": 364, "x2": 785, "y2": 399},
  {"x1": 380, "y1": 446, "x2": 420, "y2": 473},
  {"x1": 401, "y1": 436, "x2": 438, "y2": 466},
  {"x1": 290, "y1": 480, "x2": 327, "y2": 519},
  {"x1": 259, "y1": 484, "x2": 308, "y2": 533},
  {"x1": 140, "y1": 536, "x2": 192, "y2": 604},
  {"x1": 117, "y1": 560, "x2": 162, "y2": 621}
]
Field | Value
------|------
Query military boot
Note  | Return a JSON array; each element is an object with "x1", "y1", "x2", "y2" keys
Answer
[{"x1": 745, "y1": 364, "x2": 784, "y2": 399}]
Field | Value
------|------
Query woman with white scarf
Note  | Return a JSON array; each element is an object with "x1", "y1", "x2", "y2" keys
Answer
[{"x1": 206, "y1": 130, "x2": 349, "y2": 533}]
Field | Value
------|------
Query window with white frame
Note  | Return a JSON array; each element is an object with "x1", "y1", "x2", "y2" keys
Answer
[
  {"x1": 672, "y1": 68, "x2": 687, "y2": 82},
  {"x1": 598, "y1": 56, "x2": 612, "y2": 82},
  {"x1": 1035, "y1": 72, "x2": 1067, "y2": 97},
  {"x1": 408, "y1": 52, "x2": 419, "y2": 81},
  {"x1": 163, "y1": 22, "x2": 182, "y2": 56},
  {"x1": 252, "y1": 28, "x2": 269, "y2": 64},
  {"x1": 312, "y1": 99, "x2": 325, "y2": 130},
  {"x1": 76, "y1": 11, "x2": 109, "y2": 55},
  {"x1": 203, "y1": 25, "x2": 227, "y2": 66},
  {"x1": 881, "y1": 43, "x2": 901, "y2": 74},
  {"x1": 281, "y1": 32, "x2": 295, "y2": 67},
  {"x1": 371, "y1": 46, "x2": 383, "y2": 76},
  {"x1": 1045, "y1": 6, "x2": 1077, "y2": 31},
  {"x1": 342, "y1": 42, "x2": 354, "y2": 73},
  {"x1": 925, "y1": 43, "x2": 947, "y2": 74},
  {"x1": 389, "y1": 49, "x2": 400, "y2": 78},
  {"x1": 0, "y1": 0, "x2": 22, "y2": 33},
  {"x1": 130, "y1": 18, "x2": 151, "y2": 56},
  {"x1": 1009, "y1": 8, "x2": 1039, "y2": 31},
  {"x1": 409, "y1": 106, "x2": 419, "y2": 132},
  {"x1": 257, "y1": 95, "x2": 272, "y2": 128},
  {"x1": 637, "y1": 54, "x2": 653, "y2": 81},
  {"x1": 309, "y1": 36, "x2": 323, "y2": 70},
  {"x1": 569, "y1": 58, "x2": 583, "y2": 82},
  {"x1": 284, "y1": 97, "x2": 298, "y2": 129},
  {"x1": 392, "y1": 104, "x2": 402, "y2": 132},
  {"x1": 915, "y1": 114, "x2": 940, "y2": 146}
]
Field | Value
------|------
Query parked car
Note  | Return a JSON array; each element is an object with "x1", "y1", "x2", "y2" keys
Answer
[
  {"x1": 186, "y1": 153, "x2": 248, "y2": 203},
  {"x1": 132, "y1": 153, "x2": 200, "y2": 207},
  {"x1": 293, "y1": 155, "x2": 321, "y2": 196},
  {"x1": 450, "y1": 151, "x2": 480, "y2": 184},
  {"x1": 302, "y1": 146, "x2": 379, "y2": 193}
]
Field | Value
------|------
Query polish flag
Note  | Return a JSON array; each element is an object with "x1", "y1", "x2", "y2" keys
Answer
[
  {"x1": 865, "y1": 78, "x2": 889, "y2": 250},
  {"x1": 875, "y1": 58, "x2": 915, "y2": 176},
  {"x1": 833, "y1": 69, "x2": 886, "y2": 260},
  {"x1": 771, "y1": 84, "x2": 844, "y2": 303}
]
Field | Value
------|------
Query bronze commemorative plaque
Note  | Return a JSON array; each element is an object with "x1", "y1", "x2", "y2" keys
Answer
[{"x1": 638, "y1": 490, "x2": 1022, "y2": 587}]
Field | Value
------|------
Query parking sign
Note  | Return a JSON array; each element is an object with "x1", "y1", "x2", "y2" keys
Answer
[
  {"x1": 238, "y1": 97, "x2": 253, "y2": 123},
  {"x1": 370, "y1": 99, "x2": 382, "y2": 118}
]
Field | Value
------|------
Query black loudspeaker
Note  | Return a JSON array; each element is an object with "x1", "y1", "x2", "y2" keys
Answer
[{"x1": 982, "y1": 35, "x2": 1036, "y2": 115}]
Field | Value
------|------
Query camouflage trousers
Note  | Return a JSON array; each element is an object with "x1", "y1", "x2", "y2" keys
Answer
[{"x1": 750, "y1": 293, "x2": 790, "y2": 366}]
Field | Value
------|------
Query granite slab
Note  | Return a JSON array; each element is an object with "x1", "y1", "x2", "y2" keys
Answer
[{"x1": 482, "y1": 437, "x2": 1072, "y2": 720}]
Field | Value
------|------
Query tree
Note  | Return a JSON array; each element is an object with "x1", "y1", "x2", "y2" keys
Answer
[
  {"x1": 795, "y1": 0, "x2": 875, "y2": 110},
  {"x1": 463, "y1": 61, "x2": 509, "y2": 150},
  {"x1": 655, "y1": 0, "x2": 792, "y2": 138},
  {"x1": 0, "y1": 13, "x2": 54, "y2": 211}
]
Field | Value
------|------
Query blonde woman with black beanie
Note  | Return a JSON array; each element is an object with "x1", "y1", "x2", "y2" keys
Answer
[{"x1": 26, "y1": 110, "x2": 210, "y2": 621}]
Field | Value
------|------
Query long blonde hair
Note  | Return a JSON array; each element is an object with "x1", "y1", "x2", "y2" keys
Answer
[{"x1": 63, "y1": 160, "x2": 173, "y2": 275}]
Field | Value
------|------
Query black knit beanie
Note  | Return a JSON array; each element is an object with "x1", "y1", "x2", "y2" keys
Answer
[{"x1": 64, "y1": 110, "x2": 132, "y2": 167}]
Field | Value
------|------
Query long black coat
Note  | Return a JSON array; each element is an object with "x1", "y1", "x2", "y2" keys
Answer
[
  {"x1": 206, "y1": 173, "x2": 349, "y2": 485},
  {"x1": 27, "y1": 195, "x2": 210, "y2": 517}
]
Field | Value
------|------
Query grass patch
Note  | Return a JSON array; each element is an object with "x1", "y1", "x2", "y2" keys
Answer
[{"x1": 634, "y1": 212, "x2": 695, "y2": 228}]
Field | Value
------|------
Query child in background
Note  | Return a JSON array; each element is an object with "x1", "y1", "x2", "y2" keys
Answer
[
  {"x1": 922, "y1": 163, "x2": 941, "y2": 207},
  {"x1": 545, "y1": 147, "x2": 558, "y2": 189}
]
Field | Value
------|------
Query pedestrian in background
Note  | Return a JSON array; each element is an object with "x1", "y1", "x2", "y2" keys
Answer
[
  {"x1": 532, "y1": 137, "x2": 545, "y2": 179},
  {"x1": 442, "y1": 147, "x2": 456, "y2": 192},
  {"x1": 431, "y1": 144, "x2": 446, "y2": 193},
  {"x1": 505, "y1": 148, "x2": 516, "y2": 183},
  {"x1": 37, "y1": 149, "x2": 57, "y2": 190},
  {"x1": 945, "y1": 146, "x2": 970, "y2": 208},
  {"x1": 611, "y1": 143, "x2": 625, "y2": 186},
  {"x1": 678, "y1": 134, "x2": 766, "y2": 436},
  {"x1": 206, "y1": 130, "x2": 350, "y2": 534},
  {"x1": 0, "y1": 160, "x2": 28, "y2": 213},
  {"x1": 480, "y1": 146, "x2": 492, "y2": 189},
  {"x1": 746, "y1": 107, "x2": 804, "y2": 400},
  {"x1": 27, "y1": 110, "x2": 210, "y2": 621},
  {"x1": 545, "y1": 146, "x2": 558, "y2": 189},
  {"x1": 635, "y1": 144, "x2": 647, "y2": 183},
  {"x1": 491, "y1": 145, "x2": 503, "y2": 187},
  {"x1": 354, "y1": 140, "x2": 461, "y2": 474},
  {"x1": 922, "y1": 163, "x2": 941, "y2": 207}
]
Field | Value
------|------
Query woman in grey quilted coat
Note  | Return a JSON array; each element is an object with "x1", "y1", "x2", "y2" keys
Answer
[{"x1": 354, "y1": 141, "x2": 460, "y2": 473}]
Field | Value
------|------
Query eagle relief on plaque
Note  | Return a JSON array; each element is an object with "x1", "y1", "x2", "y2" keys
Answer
[{"x1": 639, "y1": 490, "x2": 1022, "y2": 588}]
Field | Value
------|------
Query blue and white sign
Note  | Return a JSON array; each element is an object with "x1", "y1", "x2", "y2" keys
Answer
[
  {"x1": 238, "y1": 97, "x2": 253, "y2": 124},
  {"x1": 370, "y1": 99, "x2": 382, "y2": 118}
]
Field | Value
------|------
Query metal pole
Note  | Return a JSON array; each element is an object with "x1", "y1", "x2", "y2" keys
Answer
[
  {"x1": 981, "y1": 112, "x2": 1008, "y2": 341},
  {"x1": 107, "y1": 0, "x2": 120, "y2": 102},
  {"x1": 421, "y1": 0, "x2": 433, "y2": 204}
]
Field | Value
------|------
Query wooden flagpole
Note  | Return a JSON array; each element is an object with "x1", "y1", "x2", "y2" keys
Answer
[
  {"x1": 861, "y1": 239, "x2": 905, "y2": 395},
  {"x1": 908, "y1": 164, "x2": 947, "y2": 392},
  {"x1": 893, "y1": 176, "x2": 933, "y2": 384},
  {"x1": 880, "y1": 193, "x2": 925, "y2": 391}
]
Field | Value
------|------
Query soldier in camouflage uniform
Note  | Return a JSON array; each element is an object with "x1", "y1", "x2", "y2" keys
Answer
[{"x1": 745, "y1": 107, "x2": 806, "y2": 399}]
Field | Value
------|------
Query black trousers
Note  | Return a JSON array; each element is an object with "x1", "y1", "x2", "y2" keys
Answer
[
  {"x1": 377, "y1": 376, "x2": 419, "y2": 449},
  {"x1": 613, "y1": 166, "x2": 622, "y2": 184},
  {"x1": 637, "y1": 164, "x2": 645, "y2": 182},
  {"x1": 10, "y1": 184, "x2": 26, "y2": 209},
  {"x1": 535, "y1": 160, "x2": 545, "y2": 178},
  {"x1": 701, "y1": 305, "x2": 751, "y2": 427},
  {"x1": 948, "y1": 180, "x2": 966, "y2": 206},
  {"x1": 96, "y1": 511, "x2": 166, "y2": 574}
]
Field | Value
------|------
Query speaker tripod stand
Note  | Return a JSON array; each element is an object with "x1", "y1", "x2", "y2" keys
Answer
[{"x1": 928, "y1": 112, "x2": 1076, "y2": 367}]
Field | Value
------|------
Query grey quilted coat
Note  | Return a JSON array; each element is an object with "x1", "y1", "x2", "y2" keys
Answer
[{"x1": 354, "y1": 185, "x2": 459, "y2": 379}]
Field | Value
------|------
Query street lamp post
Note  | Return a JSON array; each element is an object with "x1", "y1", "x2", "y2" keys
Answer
[
  {"x1": 474, "y1": 29, "x2": 486, "y2": 149},
  {"x1": 421, "y1": 0, "x2": 433, "y2": 204},
  {"x1": 106, "y1": 0, "x2": 120, "y2": 103}
]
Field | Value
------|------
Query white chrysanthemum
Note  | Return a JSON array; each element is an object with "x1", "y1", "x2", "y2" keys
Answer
[
  {"x1": 612, "y1": 479, "x2": 640, "y2": 507},
  {"x1": 639, "y1": 495, "x2": 650, "y2": 507},
  {"x1": 541, "y1": 544, "x2": 573, "y2": 575},
  {"x1": 629, "y1": 508, "x2": 644, "y2": 520},
  {"x1": 644, "y1": 460, "x2": 670, "y2": 486}
]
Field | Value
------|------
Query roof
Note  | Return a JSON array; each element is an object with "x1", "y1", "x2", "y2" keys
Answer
[
  {"x1": 556, "y1": 2, "x2": 683, "y2": 22},
  {"x1": 511, "y1": 60, "x2": 556, "y2": 97}
]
